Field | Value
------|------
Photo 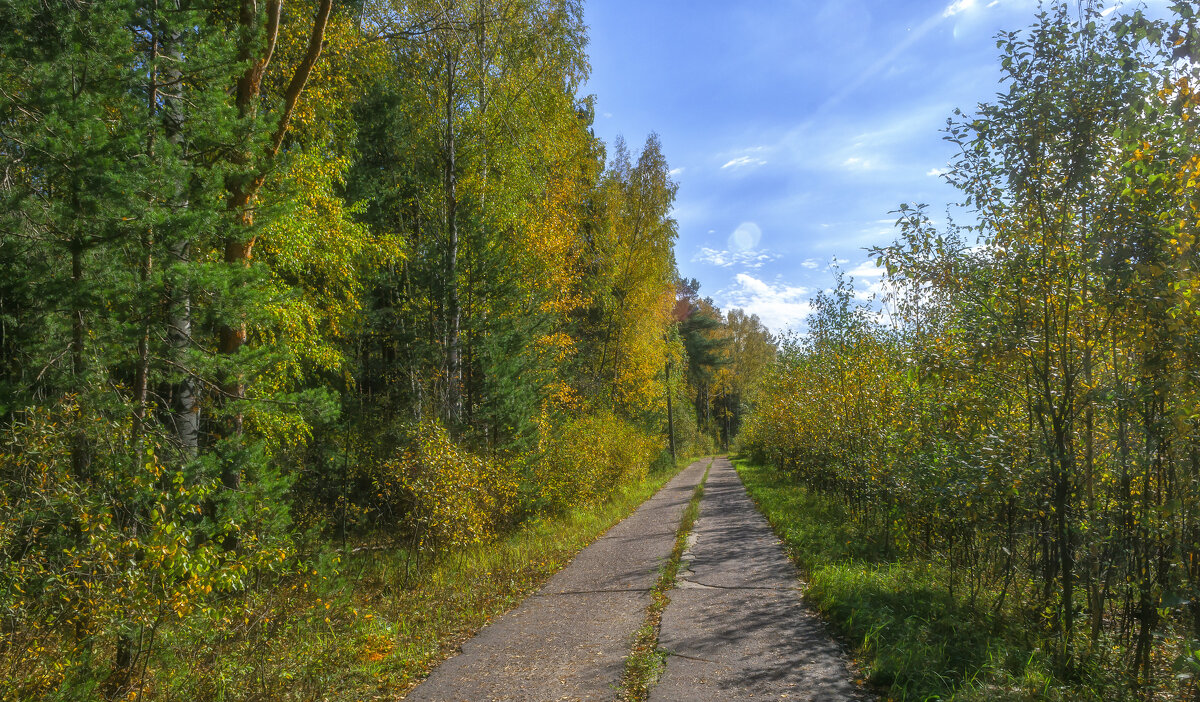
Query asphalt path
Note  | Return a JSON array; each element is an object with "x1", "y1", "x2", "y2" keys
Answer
[
  {"x1": 404, "y1": 456, "x2": 869, "y2": 701},
  {"x1": 650, "y1": 456, "x2": 869, "y2": 701},
  {"x1": 405, "y1": 459, "x2": 710, "y2": 702}
]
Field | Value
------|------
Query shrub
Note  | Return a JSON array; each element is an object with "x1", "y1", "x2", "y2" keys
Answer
[
  {"x1": 534, "y1": 411, "x2": 661, "y2": 513},
  {"x1": 373, "y1": 421, "x2": 516, "y2": 560}
]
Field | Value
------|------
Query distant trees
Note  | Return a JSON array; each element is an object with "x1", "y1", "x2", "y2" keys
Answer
[{"x1": 715, "y1": 308, "x2": 775, "y2": 446}]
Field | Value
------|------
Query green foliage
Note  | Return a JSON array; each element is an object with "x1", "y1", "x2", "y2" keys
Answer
[
  {"x1": 0, "y1": 0, "x2": 713, "y2": 697},
  {"x1": 668, "y1": 397, "x2": 716, "y2": 459},
  {"x1": 739, "y1": 459, "x2": 1079, "y2": 701},
  {"x1": 0, "y1": 400, "x2": 225, "y2": 698},
  {"x1": 118, "y1": 456, "x2": 685, "y2": 702}
]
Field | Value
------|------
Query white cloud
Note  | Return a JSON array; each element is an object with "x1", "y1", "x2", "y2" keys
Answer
[
  {"x1": 693, "y1": 246, "x2": 777, "y2": 270},
  {"x1": 846, "y1": 259, "x2": 885, "y2": 278},
  {"x1": 602, "y1": 112, "x2": 613, "y2": 118},
  {"x1": 721, "y1": 155, "x2": 767, "y2": 170},
  {"x1": 669, "y1": 167, "x2": 685, "y2": 176},
  {"x1": 842, "y1": 156, "x2": 877, "y2": 171},
  {"x1": 694, "y1": 247, "x2": 732, "y2": 266},
  {"x1": 801, "y1": 258, "x2": 820, "y2": 269},
  {"x1": 720, "y1": 273, "x2": 812, "y2": 332},
  {"x1": 943, "y1": 0, "x2": 976, "y2": 17},
  {"x1": 926, "y1": 167, "x2": 949, "y2": 177},
  {"x1": 854, "y1": 278, "x2": 888, "y2": 301}
]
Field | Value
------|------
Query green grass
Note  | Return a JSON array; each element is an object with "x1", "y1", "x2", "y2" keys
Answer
[
  {"x1": 135, "y1": 456, "x2": 707, "y2": 701},
  {"x1": 734, "y1": 457, "x2": 1119, "y2": 702},
  {"x1": 619, "y1": 459, "x2": 711, "y2": 701}
]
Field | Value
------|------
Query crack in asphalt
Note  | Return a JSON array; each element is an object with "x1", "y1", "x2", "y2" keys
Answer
[
  {"x1": 664, "y1": 652, "x2": 716, "y2": 664},
  {"x1": 531, "y1": 588, "x2": 655, "y2": 597},
  {"x1": 675, "y1": 577, "x2": 801, "y2": 592}
]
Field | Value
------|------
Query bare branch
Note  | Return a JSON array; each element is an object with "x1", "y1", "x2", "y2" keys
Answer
[{"x1": 268, "y1": 0, "x2": 333, "y2": 157}]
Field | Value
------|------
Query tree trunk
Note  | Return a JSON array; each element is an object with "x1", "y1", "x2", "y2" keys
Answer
[
  {"x1": 444, "y1": 48, "x2": 463, "y2": 425},
  {"x1": 70, "y1": 233, "x2": 90, "y2": 478},
  {"x1": 162, "y1": 11, "x2": 199, "y2": 458},
  {"x1": 1053, "y1": 435, "x2": 1075, "y2": 676},
  {"x1": 215, "y1": 0, "x2": 333, "y2": 550}
]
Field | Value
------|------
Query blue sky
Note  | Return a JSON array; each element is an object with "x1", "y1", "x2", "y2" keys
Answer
[{"x1": 580, "y1": 0, "x2": 1164, "y2": 334}]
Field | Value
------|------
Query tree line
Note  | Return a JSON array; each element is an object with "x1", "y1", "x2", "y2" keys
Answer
[
  {"x1": 743, "y1": 3, "x2": 1200, "y2": 697},
  {"x1": 0, "y1": 0, "x2": 773, "y2": 697}
]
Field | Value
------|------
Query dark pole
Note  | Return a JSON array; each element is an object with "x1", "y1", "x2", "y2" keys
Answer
[{"x1": 666, "y1": 360, "x2": 677, "y2": 465}]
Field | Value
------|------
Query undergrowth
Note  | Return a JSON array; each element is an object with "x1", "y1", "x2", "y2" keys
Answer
[
  {"x1": 112, "y1": 456, "x2": 704, "y2": 702},
  {"x1": 735, "y1": 458, "x2": 1144, "y2": 702}
]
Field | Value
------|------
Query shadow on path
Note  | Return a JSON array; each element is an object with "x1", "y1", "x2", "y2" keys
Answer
[
  {"x1": 651, "y1": 457, "x2": 873, "y2": 701},
  {"x1": 404, "y1": 460, "x2": 709, "y2": 702}
]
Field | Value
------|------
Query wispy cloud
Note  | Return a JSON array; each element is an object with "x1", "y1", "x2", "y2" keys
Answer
[
  {"x1": 721, "y1": 155, "x2": 767, "y2": 170},
  {"x1": 842, "y1": 156, "x2": 877, "y2": 171},
  {"x1": 801, "y1": 258, "x2": 820, "y2": 270},
  {"x1": 693, "y1": 247, "x2": 777, "y2": 269},
  {"x1": 763, "y1": 102, "x2": 951, "y2": 179},
  {"x1": 926, "y1": 167, "x2": 949, "y2": 176},
  {"x1": 720, "y1": 273, "x2": 812, "y2": 332},
  {"x1": 943, "y1": 0, "x2": 976, "y2": 18},
  {"x1": 810, "y1": 1, "x2": 975, "y2": 118},
  {"x1": 669, "y1": 167, "x2": 685, "y2": 176}
]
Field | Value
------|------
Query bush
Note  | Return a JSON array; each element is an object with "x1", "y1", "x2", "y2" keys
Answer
[
  {"x1": 372, "y1": 421, "x2": 516, "y2": 560},
  {"x1": 534, "y1": 411, "x2": 662, "y2": 513},
  {"x1": 0, "y1": 400, "x2": 224, "y2": 699}
]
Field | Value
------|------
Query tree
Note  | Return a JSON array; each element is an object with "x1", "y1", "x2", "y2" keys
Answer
[{"x1": 714, "y1": 308, "x2": 775, "y2": 447}]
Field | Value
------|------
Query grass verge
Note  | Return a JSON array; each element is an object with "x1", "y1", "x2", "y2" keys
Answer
[
  {"x1": 733, "y1": 457, "x2": 1107, "y2": 702},
  {"x1": 142, "y1": 456, "x2": 705, "y2": 702},
  {"x1": 618, "y1": 459, "x2": 711, "y2": 702}
]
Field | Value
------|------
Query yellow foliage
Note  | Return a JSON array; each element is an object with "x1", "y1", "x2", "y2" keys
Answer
[
  {"x1": 374, "y1": 422, "x2": 516, "y2": 557},
  {"x1": 534, "y1": 412, "x2": 662, "y2": 512}
]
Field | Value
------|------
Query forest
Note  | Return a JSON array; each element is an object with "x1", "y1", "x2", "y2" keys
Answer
[
  {"x1": 0, "y1": 0, "x2": 776, "y2": 698},
  {"x1": 740, "y1": 4, "x2": 1200, "y2": 700}
]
